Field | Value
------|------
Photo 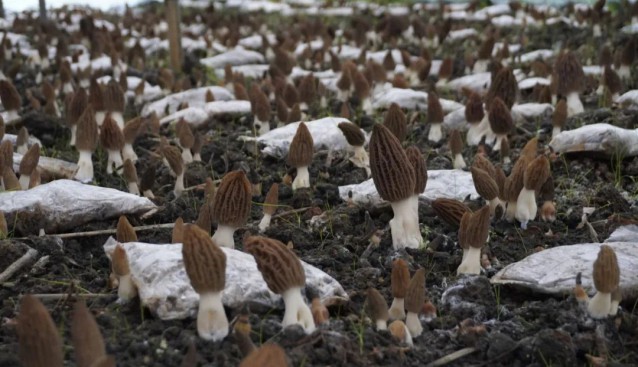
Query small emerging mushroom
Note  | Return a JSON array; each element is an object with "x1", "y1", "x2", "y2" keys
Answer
[
  {"x1": 16, "y1": 295, "x2": 64, "y2": 367},
  {"x1": 515, "y1": 155, "x2": 550, "y2": 229},
  {"x1": 244, "y1": 235, "x2": 315, "y2": 334},
  {"x1": 449, "y1": 129, "x2": 466, "y2": 169},
  {"x1": 176, "y1": 119, "x2": 195, "y2": 163},
  {"x1": 427, "y1": 92, "x2": 445, "y2": 143},
  {"x1": 123, "y1": 159, "x2": 140, "y2": 196},
  {"x1": 389, "y1": 258, "x2": 410, "y2": 320},
  {"x1": 0, "y1": 79, "x2": 22, "y2": 123},
  {"x1": 239, "y1": 343, "x2": 289, "y2": 367},
  {"x1": 337, "y1": 122, "x2": 370, "y2": 176},
  {"x1": 233, "y1": 306, "x2": 256, "y2": 357},
  {"x1": 112, "y1": 244, "x2": 137, "y2": 303},
  {"x1": 388, "y1": 320, "x2": 413, "y2": 346},
  {"x1": 287, "y1": 122, "x2": 314, "y2": 191},
  {"x1": 122, "y1": 117, "x2": 142, "y2": 163},
  {"x1": 405, "y1": 268, "x2": 426, "y2": 338},
  {"x1": 471, "y1": 166, "x2": 501, "y2": 216},
  {"x1": 539, "y1": 176, "x2": 556, "y2": 222},
  {"x1": 211, "y1": 171, "x2": 252, "y2": 248},
  {"x1": 75, "y1": 105, "x2": 99, "y2": 183},
  {"x1": 116, "y1": 215, "x2": 137, "y2": 243},
  {"x1": 366, "y1": 287, "x2": 389, "y2": 330},
  {"x1": 457, "y1": 205, "x2": 491, "y2": 275},
  {"x1": 587, "y1": 245, "x2": 620, "y2": 319},
  {"x1": 162, "y1": 143, "x2": 185, "y2": 197},
  {"x1": 259, "y1": 183, "x2": 279, "y2": 232},
  {"x1": 18, "y1": 144, "x2": 40, "y2": 190},
  {"x1": 182, "y1": 224, "x2": 229, "y2": 341},
  {"x1": 503, "y1": 155, "x2": 530, "y2": 222}
]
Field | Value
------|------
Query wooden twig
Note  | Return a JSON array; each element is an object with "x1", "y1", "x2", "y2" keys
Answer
[
  {"x1": 272, "y1": 207, "x2": 311, "y2": 220},
  {"x1": 23, "y1": 293, "x2": 113, "y2": 301},
  {"x1": 426, "y1": 347, "x2": 478, "y2": 367},
  {"x1": 0, "y1": 248, "x2": 38, "y2": 283},
  {"x1": 13, "y1": 223, "x2": 175, "y2": 240}
]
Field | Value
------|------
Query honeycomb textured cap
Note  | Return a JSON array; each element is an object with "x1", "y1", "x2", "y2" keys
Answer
[
  {"x1": 287, "y1": 122, "x2": 314, "y2": 167},
  {"x1": 122, "y1": 159, "x2": 138, "y2": 183},
  {"x1": 263, "y1": 183, "x2": 279, "y2": 216},
  {"x1": 391, "y1": 258, "x2": 410, "y2": 298},
  {"x1": 405, "y1": 268, "x2": 426, "y2": 313},
  {"x1": 366, "y1": 288, "x2": 389, "y2": 322},
  {"x1": 0, "y1": 79, "x2": 21, "y2": 111},
  {"x1": 112, "y1": 244, "x2": 130, "y2": 276},
  {"x1": 172, "y1": 217, "x2": 184, "y2": 244},
  {"x1": 405, "y1": 146, "x2": 427, "y2": 195},
  {"x1": 593, "y1": 245, "x2": 620, "y2": 293},
  {"x1": 16, "y1": 295, "x2": 64, "y2": 367},
  {"x1": 182, "y1": 224, "x2": 226, "y2": 293},
  {"x1": 103, "y1": 80, "x2": 125, "y2": 112},
  {"x1": 123, "y1": 117, "x2": 143, "y2": 144},
  {"x1": 504, "y1": 155, "x2": 530, "y2": 201},
  {"x1": 427, "y1": 92, "x2": 444, "y2": 124},
  {"x1": 68, "y1": 88, "x2": 89, "y2": 126},
  {"x1": 432, "y1": 198, "x2": 471, "y2": 228},
  {"x1": 17, "y1": 127, "x2": 28, "y2": 146},
  {"x1": 239, "y1": 343, "x2": 288, "y2": 367},
  {"x1": 244, "y1": 235, "x2": 305, "y2": 294},
  {"x1": 523, "y1": 155, "x2": 550, "y2": 191},
  {"x1": 458, "y1": 211, "x2": 471, "y2": 249},
  {"x1": 467, "y1": 205, "x2": 491, "y2": 248},
  {"x1": 471, "y1": 167, "x2": 499, "y2": 200},
  {"x1": 555, "y1": 51, "x2": 585, "y2": 95},
  {"x1": 299, "y1": 74, "x2": 317, "y2": 104},
  {"x1": 337, "y1": 122, "x2": 365, "y2": 147},
  {"x1": 176, "y1": 119, "x2": 195, "y2": 149},
  {"x1": 71, "y1": 300, "x2": 106, "y2": 367},
  {"x1": 116, "y1": 215, "x2": 137, "y2": 243},
  {"x1": 538, "y1": 175, "x2": 554, "y2": 201},
  {"x1": 89, "y1": 79, "x2": 105, "y2": 111},
  {"x1": 383, "y1": 103, "x2": 407, "y2": 142},
  {"x1": 520, "y1": 137, "x2": 538, "y2": 161},
  {"x1": 488, "y1": 97, "x2": 513, "y2": 135},
  {"x1": 253, "y1": 88, "x2": 271, "y2": 122},
  {"x1": 19, "y1": 144, "x2": 40, "y2": 175},
  {"x1": 472, "y1": 154, "x2": 496, "y2": 178},
  {"x1": 162, "y1": 144, "x2": 183, "y2": 175},
  {"x1": 100, "y1": 115, "x2": 125, "y2": 150},
  {"x1": 369, "y1": 124, "x2": 415, "y2": 202},
  {"x1": 212, "y1": 170, "x2": 252, "y2": 227},
  {"x1": 449, "y1": 129, "x2": 463, "y2": 155},
  {"x1": 486, "y1": 67, "x2": 518, "y2": 109}
]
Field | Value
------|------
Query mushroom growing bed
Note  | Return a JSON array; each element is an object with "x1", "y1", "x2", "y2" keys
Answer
[{"x1": 1, "y1": 1, "x2": 638, "y2": 366}]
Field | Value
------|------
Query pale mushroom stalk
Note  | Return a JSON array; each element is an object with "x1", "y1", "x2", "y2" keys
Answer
[
  {"x1": 259, "y1": 183, "x2": 278, "y2": 232},
  {"x1": 588, "y1": 291, "x2": 612, "y2": 319},
  {"x1": 112, "y1": 244, "x2": 137, "y2": 303},
  {"x1": 293, "y1": 165, "x2": 310, "y2": 190},
  {"x1": 197, "y1": 291, "x2": 229, "y2": 341},
  {"x1": 427, "y1": 92, "x2": 444, "y2": 143},
  {"x1": 107, "y1": 150, "x2": 124, "y2": 175},
  {"x1": 609, "y1": 289, "x2": 621, "y2": 316},
  {"x1": 566, "y1": 92, "x2": 584, "y2": 117},
  {"x1": 457, "y1": 206, "x2": 491, "y2": 275},
  {"x1": 405, "y1": 268, "x2": 425, "y2": 338},
  {"x1": 457, "y1": 247, "x2": 482, "y2": 274},
  {"x1": 281, "y1": 286, "x2": 315, "y2": 331},
  {"x1": 389, "y1": 298, "x2": 405, "y2": 321},
  {"x1": 76, "y1": 150, "x2": 94, "y2": 183},
  {"x1": 212, "y1": 224, "x2": 237, "y2": 249},
  {"x1": 258, "y1": 214, "x2": 272, "y2": 232},
  {"x1": 390, "y1": 198, "x2": 422, "y2": 249},
  {"x1": 515, "y1": 156, "x2": 550, "y2": 229},
  {"x1": 587, "y1": 245, "x2": 620, "y2": 319}
]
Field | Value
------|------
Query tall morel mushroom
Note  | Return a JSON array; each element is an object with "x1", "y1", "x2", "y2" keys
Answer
[
  {"x1": 515, "y1": 155, "x2": 550, "y2": 229},
  {"x1": 162, "y1": 143, "x2": 185, "y2": 197},
  {"x1": 389, "y1": 258, "x2": 410, "y2": 320},
  {"x1": 457, "y1": 205, "x2": 491, "y2": 275},
  {"x1": 503, "y1": 155, "x2": 530, "y2": 222},
  {"x1": 552, "y1": 98, "x2": 567, "y2": 138},
  {"x1": 471, "y1": 166, "x2": 501, "y2": 216},
  {"x1": 122, "y1": 117, "x2": 142, "y2": 163},
  {"x1": 449, "y1": 129, "x2": 466, "y2": 169},
  {"x1": 487, "y1": 97, "x2": 513, "y2": 152},
  {"x1": 176, "y1": 119, "x2": 195, "y2": 163},
  {"x1": 366, "y1": 287, "x2": 390, "y2": 330},
  {"x1": 182, "y1": 224, "x2": 229, "y2": 341},
  {"x1": 100, "y1": 114, "x2": 125, "y2": 175},
  {"x1": 244, "y1": 235, "x2": 316, "y2": 334},
  {"x1": 383, "y1": 103, "x2": 407, "y2": 142},
  {"x1": 587, "y1": 245, "x2": 620, "y2": 319},
  {"x1": 75, "y1": 105, "x2": 99, "y2": 183},
  {"x1": 369, "y1": 124, "x2": 420, "y2": 249},
  {"x1": 465, "y1": 92, "x2": 486, "y2": 145},
  {"x1": 555, "y1": 51, "x2": 585, "y2": 117},
  {"x1": 211, "y1": 170, "x2": 252, "y2": 248},
  {"x1": 287, "y1": 122, "x2": 314, "y2": 191},
  {"x1": 405, "y1": 268, "x2": 426, "y2": 337},
  {"x1": 67, "y1": 88, "x2": 88, "y2": 146}
]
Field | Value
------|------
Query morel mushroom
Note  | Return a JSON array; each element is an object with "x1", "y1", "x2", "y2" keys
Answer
[
  {"x1": 287, "y1": 122, "x2": 314, "y2": 191},
  {"x1": 587, "y1": 245, "x2": 620, "y2": 319},
  {"x1": 539, "y1": 176, "x2": 556, "y2": 222},
  {"x1": 176, "y1": 119, "x2": 195, "y2": 163},
  {"x1": 116, "y1": 215, "x2": 137, "y2": 243},
  {"x1": 18, "y1": 144, "x2": 39, "y2": 190},
  {"x1": 552, "y1": 98, "x2": 567, "y2": 139},
  {"x1": 162, "y1": 143, "x2": 185, "y2": 197},
  {"x1": 555, "y1": 51, "x2": 585, "y2": 117},
  {"x1": 369, "y1": 124, "x2": 420, "y2": 249},
  {"x1": 122, "y1": 117, "x2": 142, "y2": 163},
  {"x1": 211, "y1": 170, "x2": 252, "y2": 248},
  {"x1": 239, "y1": 343, "x2": 289, "y2": 367},
  {"x1": 366, "y1": 287, "x2": 390, "y2": 330},
  {"x1": 471, "y1": 166, "x2": 501, "y2": 216},
  {"x1": 388, "y1": 320, "x2": 413, "y2": 346},
  {"x1": 449, "y1": 129, "x2": 466, "y2": 169},
  {"x1": 488, "y1": 97, "x2": 512, "y2": 152},
  {"x1": 457, "y1": 205, "x2": 491, "y2": 275},
  {"x1": 75, "y1": 105, "x2": 99, "y2": 183},
  {"x1": 123, "y1": 159, "x2": 140, "y2": 195},
  {"x1": 503, "y1": 155, "x2": 530, "y2": 222},
  {"x1": 465, "y1": 92, "x2": 486, "y2": 145},
  {"x1": 405, "y1": 268, "x2": 426, "y2": 337},
  {"x1": 0, "y1": 79, "x2": 22, "y2": 123},
  {"x1": 338, "y1": 122, "x2": 370, "y2": 175},
  {"x1": 183, "y1": 225, "x2": 229, "y2": 341},
  {"x1": 252, "y1": 86, "x2": 271, "y2": 135},
  {"x1": 244, "y1": 235, "x2": 315, "y2": 333},
  {"x1": 383, "y1": 103, "x2": 407, "y2": 142},
  {"x1": 16, "y1": 295, "x2": 63, "y2": 367},
  {"x1": 432, "y1": 198, "x2": 471, "y2": 229},
  {"x1": 100, "y1": 114, "x2": 125, "y2": 175},
  {"x1": 427, "y1": 91, "x2": 445, "y2": 143},
  {"x1": 112, "y1": 244, "x2": 137, "y2": 303},
  {"x1": 259, "y1": 183, "x2": 279, "y2": 232},
  {"x1": 389, "y1": 258, "x2": 410, "y2": 320},
  {"x1": 67, "y1": 88, "x2": 88, "y2": 146},
  {"x1": 71, "y1": 300, "x2": 109, "y2": 367},
  {"x1": 515, "y1": 155, "x2": 550, "y2": 229},
  {"x1": 16, "y1": 126, "x2": 29, "y2": 154}
]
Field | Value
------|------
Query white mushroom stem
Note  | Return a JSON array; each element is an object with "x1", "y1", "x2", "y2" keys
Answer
[
  {"x1": 389, "y1": 298, "x2": 405, "y2": 320},
  {"x1": 95, "y1": 111, "x2": 106, "y2": 127},
  {"x1": 609, "y1": 299, "x2": 620, "y2": 316},
  {"x1": 292, "y1": 166, "x2": 310, "y2": 191},
  {"x1": 255, "y1": 118, "x2": 270, "y2": 136},
  {"x1": 117, "y1": 273, "x2": 137, "y2": 303},
  {"x1": 128, "y1": 182, "x2": 140, "y2": 196},
  {"x1": 196, "y1": 291, "x2": 229, "y2": 341},
  {"x1": 456, "y1": 246, "x2": 482, "y2": 275},
  {"x1": 566, "y1": 92, "x2": 584, "y2": 117},
  {"x1": 552, "y1": 126, "x2": 562, "y2": 139},
  {"x1": 3, "y1": 110, "x2": 20, "y2": 123},
  {"x1": 111, "y1": 112, "x2": 125, "y2": 131},
  {"x1": 174, "y1": 172, "x2": 185, "y2": 197},
  {"x1": 143, "y1": 189, "x2": 155, "y2": 199},
  {"x1": 19, "y1": 174, "x2": 30, "y2": 190},
  {"x1": 106, "y1": 149, "x2": 124, "y2": 175},
  {"x1": 281, "y1": 287, "x2": 316, "y2": 334},
  {"x1": 376, "y1": 319, "x2": 388, "y2": 331},
  {"x1": 617, "y1": 65, "x2": 631, "y2": 80},
  {"x1": 453, "y1": 153, "x2": 466, "y2": 169},
  {"x1": 350, "y1": 146, "x2": 370, "y2": 176},
  {"x1": 181, "y1": 148, "x2": 193, "y2": 164},
  {"x1": 362, "y1": 97, "x2": 373, "y2": 115},
  {"x1": 70, "y1": 125, "x2": 77, "y2": 146},
  {"x1": 193, "y1": 153, "x2": 202, "y2": 162},
  {"x1": 389, "y1": 197, "x2": 422, "y2": 249},
  {"x1": 63, "y1": 82, "x2": 74, "y2": 94},
  {"x1": 212, "y1": 224, "x2": 237, "y2": 249},
  {"x1": 474, "y1": 59, "x2": 489, "y2": 73},
  {"x1": 587, "y1": 291, "x2": 611, "y2": 319},
  {"x1": 337, "y1": 89, "x2": 351, "y2": 103},
  {"x1": 428, "y1": 123, "x2": 443, "y2": 143},
  {"x1": 75, "y1": 150, "x2": 94, "y2": 183},
  {"x1": 17, "y1": 144, "x2": 28, "y2": 155},
  {"x1": 505, "y1": 201, "x2": 517, "y2": 222},
  {"x1": 515, "y1": 188, "x2": 537, "y2": 230},
  {"x1": 493, "y1": 134, "x2": 506, "y2": 152},
  {"x1": 405, "y1": 311, "x2": 423, "y2": 338},
  {"x1": 258, "y1": 213, "x2": 272, "y2": 232},
  {"x1": 435, "y1": 78, "x2": 448, "y2": 88},
  {"x1": 122, "y1": 144, "x2": 138, "y2": 163}
]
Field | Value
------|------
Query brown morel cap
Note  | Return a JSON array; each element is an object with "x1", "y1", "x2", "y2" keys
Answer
[
  {"x1": 405, "y1": 268, "x2": 426, "y2": 313},
  {"x1": 486, "y1": 67, "x2": 518, "y2": 109},
  {"x1": 139, "y1": 163, "x2": 156, "y2": 193},
  {"x1": 603, "y1": 65, "x2": 622, "y2": 95},
  {"x1": 391, "y1": 258, "x2": 410, "y2": 298},
  {"x1": 593, "y1": 245, "x2": 620, "y2": 293},
  {"x1": 369, "y1": 123, "x2": 415, "y2": 202},
  {"x1": 71, "y1": 300, "x2": 107, "y2": 367},
  {"x1": 135, "y1": 79, "x2": 145, "y2": 96},
  {"x1": 367, "y1": 60, "x2": 387, "y2": 84},
  {"x1": 3, "y1": 167, "x2": 20, "y2": 190},
  {"x1": 353, "y1": 70, "x2": 371, "y2": 99},
  {"x1": 42, "y1": 80, "x2": 56, "y2": 101},
  {"x1": 263, "y1": 183, "x2": 279, "y2": 216},
  {"x1": 0, "y1": 115, "x2": 4, "y2": 140},
  {"x1": 253, "y1": 88, "x2": 271, "y2": 122},
  {"x1": 205, "y1": 88, "x2": 215, "y2": 102},
  {"x1": 298, "y1": 74, "x2": 317, "y2": 105},
  {"x1": 336, "y1": 67, "x2": 352, "y2": 92},
  {"x1": 477, "y1": 35, "x2": 495, "y2": 60},
  {"x1": 89, "y1": 79, "x2": 104, "y2": 111},
  {"x1": 283, "y1": 83, "x2": 299, "y2": 107},
  {"x1": 504, "y1": 155, "x2": 530, "y2": 201},
  {"x1": 432, "y1": 198, "x2": 471, "y2": 228},
  {"x1": 17, "y1": 126, "x2": 29, "y2": 147},
  {"x1": 472, "y1": 154, "x2": 496, "y2": 178},
  {"x1": 104, "y1": 80, "x2": 125, "y2": 112},
  {"x1": 16, "y1": 295, "x2": 63, "y2": 367},
  {"x1": 239, "y1": 343, "x2": 288, "y2": 367},
  {"x1": 172, "y1": 217, "x2": 184, "y2": 244},
  {"x1": 193, "y1": 133, "x2": 204, "y2": 155},
  {"x1": 235, "y1": 83, "x2": 249, "y2": 101},
  {"x1": 76, "y1": 105, "x2": 99, "y2": 152},
  {"x1": 287, "y1": 103, "x2": 301, "y2": 124},
  {"x1": 182, "y1": 224, "x2": 226, "y2": 294},
  {"x1": 123, "y1": 117, "x2": 143, "y2": 144},
  {"x1": 465, "y1": 92, "x2": 484, "y2": 124},
  {"x1": 287, "y1": 122, "x2": 314, "y2": 167},
  {"x1": 405, "y1": 146, "x2": 427, "y2": 195},
  {"x1": 427, "y1": 91, "x2": 444, "y2": 124},
  {"x1": 383, "y1": 103, "x2": 407, "y2": 142},
  {"x1": 0, "y1": 141, "x2": 10, "y2": 171},
  {"x1": 0, "y1": 79, "x2": 21, "y2": 111},
  {"x1": 211, "y1": 170, "x2": 252, "y2": 227},
  {"x1": 0, "y1": 211, "x2": 7, "y2": 237},
  {"x1": 488, "y1": 97, "x2": 512, "y2": 135},
  {"x1": 555, "y1": 51, "x2": 585, "y2": 95},
  {"x1": 383, "y1": 50, "x2": 396, "y2": 72},
  {"x1": 244, "y1": 235, "x2": 305, "y2": 294},
  {"x1": 68, "y1": 88, "x2": 89, "y2": 126},
  {"x1": 195, "y1": 201, "x2": 212, "y2": 236},
  {"x1": 366, "y1": 288, "x2": 389, "y2": 322},
  {"x1": 60, "y1": 62, "x2": 72, "y2": 84},
  {"x1": 276, "y1": 97, "x2": 289, "y2": 122},
  {"x1": 552, "y1": 99, "x2": 567, "y2": 130},
  {"x1": 162, "y1": 144, "x2": 183, "y2": 176},
  {"x1": 438, "y1": 57, "x2": 453, "y2": 79},
  {"x1": 112, "y1": 244, "x2": 130, "y2": 277},
  {"x1": 519, "y1": 137, "x2": 538, "y2": 161},
  {"x1": 449, "y1": 129, "x2": 463, "y2": 156},
  {"x1": 116, "y1": 215, "x2": 137, "y2": 243},
  {"x1": 19, "y1": 144, "x2": 40, "y2": 175},
  {"x1": 538, "y1": 175, "x2": 554, "y2": 201},
  {"x1": 467, "y1": 205, "x2": 491, "y2": 248},
  {"x1": 458, "y1": 211, "x2": 471, "y2": 250},
  {"x1": 338, "y1": 122, "x2": 365, "y2": 147},
  {"x1": 392, "y1": 74, "x2": 409, "y2": 89},
  {"x1": 523, "y1": 155, "x2": 550, "y2": 191},
  {"x1": 471, "y1": 167, "x2": 499, "y2": 200},
  {"x1": 176, "y1": 119, "x2": 194, "y2": 149},
  {"x1": 100, "y1": 115, "x2": 125, "y2": 150},
  {"x1": 416, "y1": 58, "x2": 432, "y2": 82}
]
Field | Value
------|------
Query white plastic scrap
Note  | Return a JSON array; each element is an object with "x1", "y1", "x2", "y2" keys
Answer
[
  {"x1": 13, "y1": 154, "x2": 78, "y2": 179},
  {"x1": 338, "y1": 170, "x2": 479, "y2": 206},
  {"x1": 549, "y1": 123, "x2": 638, "y2": 157},
  {"x1": 371, "y1": 88, "x2": 464, "y2": 112},
  {"x1": 0, "y1": 180, "x2": 156, "y2": 234},
  {"x1": 491, "y1": 241, "x2": 638, "y2": 298},
  {"x1": 103, "y1": 238, "x2": 348, "y2": 320},
  {"x1": 141, "y1": 86, "x2": 234, "y2": 118},
  {"x1": 200, "y1": 47, "x2": 266, "y2": 69},
  {"x1": 159, "y1": 101, "x2": 252, "y2": 127}
]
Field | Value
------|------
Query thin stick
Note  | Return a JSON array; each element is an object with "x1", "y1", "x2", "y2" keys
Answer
[
  {"x1": 23, "y1": 293, "x2": 113, "y2": 301},
  {"x1": 13, "y1": 223, "x2": 175, "y2": 240},
  {"x1": 0, "y1": 248, "x2": 38, "y2": 283},
  {"x1": 426, "y1": 347, "x2": 477, "y2": 367},
  {"x1": 272, "y1": 207, "x2": 311, "y2": 220}
]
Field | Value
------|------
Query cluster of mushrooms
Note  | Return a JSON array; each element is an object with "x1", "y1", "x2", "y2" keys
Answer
[{"x1": 2, "y1": 0, "x2": 635, "y2": 365}]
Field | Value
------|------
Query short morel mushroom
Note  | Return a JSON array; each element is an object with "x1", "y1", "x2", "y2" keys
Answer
[
  {"x1": 75, "y1": 105, "x2": 99, "y2": 183},
  {"x1": 432, "y1": 198, "x2": 471, "y2": 229},
  {"x1": 67, "y1": 88, "x2": 88, "y2": 146},
  {"x1": 552, "y1": 98, "x2": 567, "y2": 139},
  {"x1": 515, "y1": 155, "x2": 550, "y2": 229},
  {"x1": 111, "y1": 244, "x2": 137, "y2": 303},
  {"x1": 427, "y1": 91, "x2": 445, "y2": 143},
  {"x1": 449, "y1": 129, "x2": 466, "y2": 169},
  {"x1": 122, "y1": 117, "x2": 142, "y2": 163},
  {"x1": 100, "y1": 114, "x2": 125, "y2": 175},
  {"x1": 182, "y1": 224, "x2": 229, "y2": 341},
  {"x1": 587, "y1": 245, "x2": 620, "y2": 319},
  {"x1": 539, "y1": 176, "x2": 556, "y2": 222},
  {"x1": 287, "y1": 122, "x2": 314, "y2": 191},
  {"x1": 0, "y1": 79, "x2": 22, "y2": 123},
  {"x1": 465, "y1": 92, "x2": 486, "y2": 145},
  {"x1": 162, "y1": 143, "x2": 185, "y2": 197},
  {"x1": 366, "y1": 287, "x2": 390, "y2": 330},
  {"x1": 337, "y1": 122, "x2": 370, "y2": 175},
  {"x1": 18, "y1": 144, "x2": 40, "y2": 190},
  {"x1": 457, "y1": 205, "x2": 491, "y2": 275},
  {"x1": 487, "y1": 97, "x2": 513, "y2": 152},
  {"x1": 555, "y1": 51, "x2": 585, "y2": 117},
  {"x1": 211, "y1": 170, "x2": 252, "y2": 248},
  {"x1": 471, "y1": 166, "x2": 501, "y2": 216},
  {"x1": 259, "y1": 183, "x2": 279, "y2": 232},
  {"x1": 176, "y1": 119, "x2": 195, "y2": 163},
  {"x1": 244, "y1": 235, "x2": 316, "y2": 334},
  {"x1": 123, "y1": 159, "x2": 140, "y2": 195},
  {"x1": 405, "y1": 268, "x2": 426, "y2": 337},
  {"x1": 389, "y1": 258, "x2": 410, "y2": 320}
]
